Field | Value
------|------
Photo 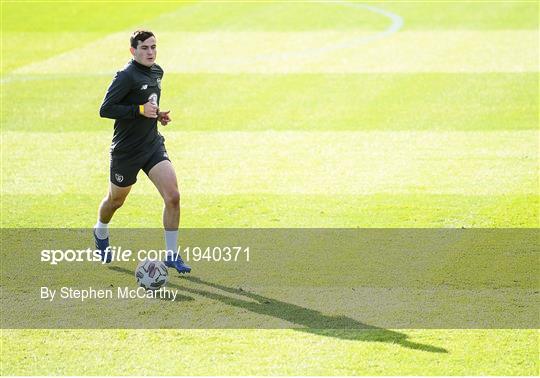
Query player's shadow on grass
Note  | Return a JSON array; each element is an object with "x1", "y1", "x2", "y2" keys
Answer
[
  {"x1": 181, "y1": 276, "x2": 447, "y2": 354},
  {"x1": 108, "y1": 266, "x2": 445, "y2": 353}
]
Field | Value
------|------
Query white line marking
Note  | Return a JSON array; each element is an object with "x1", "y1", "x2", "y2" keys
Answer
[{"x1": 228, "y1": 1, "x2": 404, "y2": 63}]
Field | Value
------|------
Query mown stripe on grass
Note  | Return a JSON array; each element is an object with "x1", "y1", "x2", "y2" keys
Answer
[
  {"x1": 2, "y1": 131, "x2": 537, "y2": 196},
  {"x1": 4, "y1": 2, "x2": 536, "y2": 33},
  {"x1": 2, "y1": 73, "x2": 537, "y2": 132},
  {"x1": 13, "y1": 31, "x2": 538, "y2": 74},
  {"x1": 1, "y1": 329, "x2": 538, "y2": 375},
  {"x1": 1, "y1": 193, "x2": 537, "y2": 228}
]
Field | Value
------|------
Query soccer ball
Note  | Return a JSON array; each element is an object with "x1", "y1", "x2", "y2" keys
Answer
[{"x1": 135, "y1": 259, "x2": 168, "y2": 290}]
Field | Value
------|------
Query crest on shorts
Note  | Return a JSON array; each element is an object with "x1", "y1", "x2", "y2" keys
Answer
[
  {"x1": 157, "y1": 78, "x2": 161, "y2": 89},
  {"x1": 148, "y1": 93, "x2": 158, "y2": 105},
  {"x1": 115, "y1": 173, "x2": 124, "y2": 183}
]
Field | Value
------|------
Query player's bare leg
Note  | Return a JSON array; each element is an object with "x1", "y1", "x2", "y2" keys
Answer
[
  {"x1": 94, "y1": 183, "x2": 132, "y2": 262},
  {"x1": 147, "y1": 160, "x2": 180, "y2": 230},
  {"x1": 98, "y1": 183, "x2": 132, "y2": 224},
  {"x1": 148, "y1": 160, "x2": 191, "y2": 273}
]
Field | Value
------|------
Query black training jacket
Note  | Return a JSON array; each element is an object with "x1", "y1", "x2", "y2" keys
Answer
[{"x1": 100, "y1": 59, "x2": 164, "y2": 156}]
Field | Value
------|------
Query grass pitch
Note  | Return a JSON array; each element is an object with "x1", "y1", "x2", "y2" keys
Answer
[{"x1": 1, "y1": 1, "x2": 539, "y2": 375}]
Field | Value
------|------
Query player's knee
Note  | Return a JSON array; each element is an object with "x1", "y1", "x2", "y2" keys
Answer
[
  {"x1": 164, "y1": 190, "x2": 180, "y2": 208},
  {"x1": 108, "y1": 196, "x2": 126, "y2": 210}
]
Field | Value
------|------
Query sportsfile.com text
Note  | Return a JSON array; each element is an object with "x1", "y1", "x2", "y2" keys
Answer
[{"x1": 40, "y1": 246, "x2": 250, "y2": 265}]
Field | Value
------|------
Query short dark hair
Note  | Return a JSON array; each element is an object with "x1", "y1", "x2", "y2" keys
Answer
[{"x1": 130, "y1": 30, "x2": 155, "y2": 48}]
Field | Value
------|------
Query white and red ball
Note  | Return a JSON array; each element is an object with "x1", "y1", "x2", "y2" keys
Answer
[{"x1": 135, "y1": 259, "x2": 168, "y2": 290}]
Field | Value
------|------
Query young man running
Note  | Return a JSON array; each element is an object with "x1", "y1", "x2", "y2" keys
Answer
[{"x1": 94, "y1": 30, "x2": 190, "y2": 274}]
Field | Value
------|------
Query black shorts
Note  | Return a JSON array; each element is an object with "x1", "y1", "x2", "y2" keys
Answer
[{"x1": 110, "y1": 144, "x2": 170, "y2": 187}]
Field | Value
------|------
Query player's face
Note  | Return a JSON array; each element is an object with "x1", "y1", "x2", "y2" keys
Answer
[{"x1": 131, "y1": 36, "x2": 157, "y2": 67}]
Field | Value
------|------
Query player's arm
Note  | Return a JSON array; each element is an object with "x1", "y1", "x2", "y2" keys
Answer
[{"x1": 99, "y1": 71, "x2": 157, "y2": 119}]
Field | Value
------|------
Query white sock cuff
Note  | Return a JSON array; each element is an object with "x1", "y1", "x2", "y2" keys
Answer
[
  {"x1": 96, "y1": 220, "x2": 109, "y2": 229},
  {"x1": 165, "y1": 230, "x2": 179, "y2": 254},
  {"x1": 94, "y1": 220, "x2": 109, "y2": 240}
]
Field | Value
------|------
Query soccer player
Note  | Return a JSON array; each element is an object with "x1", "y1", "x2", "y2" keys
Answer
[{"x1": 93, "y1": 30, "x2": 191, "y2": 274}]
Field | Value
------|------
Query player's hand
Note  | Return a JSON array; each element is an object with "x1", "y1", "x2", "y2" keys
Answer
[
  {"x1": 158, "y1": 110, "x2": 172, "y2": 126},
  {"x1": 142, "y1": 102, "x2": 159, "y2": 118}
]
